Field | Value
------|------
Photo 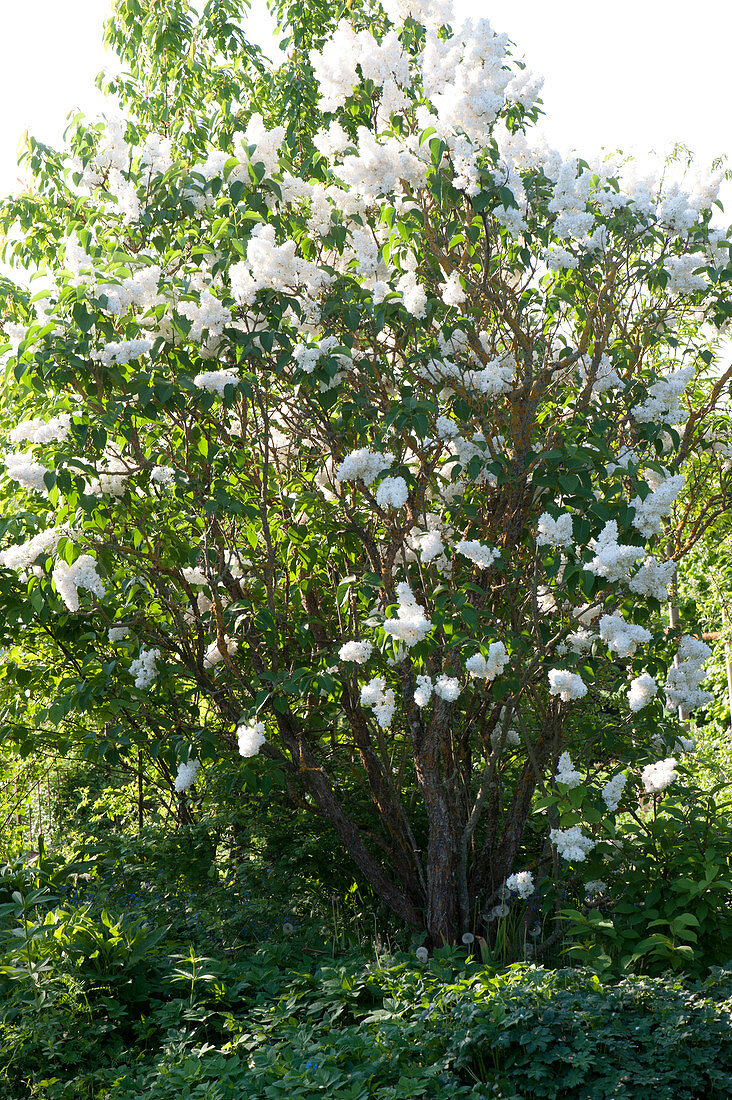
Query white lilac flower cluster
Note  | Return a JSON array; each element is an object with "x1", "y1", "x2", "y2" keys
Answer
[
  {"x1": 627, "y1": 672, "x2": 658, "y2": 712},
  {"x1": 177, "y1": 291, "x2": 232, "y2": 345},
  {"x1": 536, "y1": 512, "x2": 573, "y2": 548},
  {"x1": 238, "y1": 720, "x2": 267, "y2": 757},
  {"x1": 631, "y1": 365, "x2": 694, "y2": 424},
  {"x1": 601, "y1": 771, "x2": 627, "y2": 812},
  {"x1": 554, "y1": 751, "x2": 582, "y2": 789},
  {"x1": 466, "y1": 642, "x2": 509, "y2": 680},
  {"x1": 150, "y1": 465, "x2": 176, "y2": 487},
  {"x1": 630, "y1": 473, "x2": 685, "y2": 538},
  {"x1": 360, "y1": 677, "x2": 396, "y2": 727},
  {"x1": 4, "y1": 452, "x2": 49, "y2": 495},
  {"x1": 0, "y1": 526, "x2": 65, "y2": 571},
  {"x1": 505, "y1": 870, "x2": 535, "y2": 899},
  {"x1": 230, "y1": 224, "x2": 332, "y2": 310},
  {"x1": 339, "y1": 640, "x2": 373, "y2": 664},
  {"x1": 174, "y1": 759, "x2": 201, "y2": 793},
  {"x1": 455, "y1": 539, "x2": 500, "y2": 569},
  {"x1": 628, "y1": 557, "x2": 676, "y2": 601},
  {"x1": 203, "y1": 636, "x2": 238, "y2": 669},
  {"x1": 383, "y1": 582, "x2": 432, "y2": 647},
  {"x1": 52, "y1": 554, "x2": 105, "y2": 612},
  {"x1": 547, "y1": 670, "x2": 587, "y2": 702},
  {"x1": 413, "y1": 674, "x2": 433, "y2": 707},
  {"x1": 584, "y1": 521, "x2": 644, "y2": 583},
  {"x1": 336, "y1": 447, "x2": 395, "y2": 486},
  {"x1": 549, "y1": 825, "x2": 596, "y2": 862},
  {"x1": 94, "y1": 338, "x2": 153, "y2": 367},
  {"x1": 130, "y1": 647, "x2": 160, "y2": 690},
  {"x1": 434, "y1": 674, "x2": 460, "y2": 701},
  {"x1": 376, "y1": 475, "x2": 409, "y2": 509},
  {"x1": 9, "y1": 413, "x2": 71, "y2": 445},
  {"x1": 664, "y1": 635, "x2": 712, "y2": 712},
  {"x1": 193, "y1": 368, "x2": 239, "y2": 395},
  {"x1": 641, "y1": 756, "x2": 677, "y2": 794},
  {"x1": 598, "y1": 613, "x2": 652, "y2": 659}
]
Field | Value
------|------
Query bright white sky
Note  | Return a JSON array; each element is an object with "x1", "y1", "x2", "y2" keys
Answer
[{"x1": 1, "y1": 0, "x2": 730, "y2": 204}]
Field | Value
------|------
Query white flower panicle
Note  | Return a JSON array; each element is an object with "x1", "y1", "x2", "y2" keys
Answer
[
  {"x1": 0, "y1": 527, "x2": 65, "y2": 571},
  {"x1": 360, "y1": 676, "x2": 396, "y2": 728},
  {"x1": 466, "y1": 642, "x2": 509, "y2": 680},
  {"x1": 627, "y1": 672, "x2": 658, "y2": 712},
  {"x1": 52, "y1": 555, "x2": 105, "y2": 612},
  {"x1": 150, "y1": 465, "x2": 176, "y2": 487},
  {"x1": 434, "y1": 674, "x2": 460, "y2": 701},
  {"x1": 193, "y1": 368, "x2": 239, "y2": 395},
  {"x1": 413, "y1": 674, "x2": 433, "y2": 707},
  {"x1": 455, "y1": 539, "x2": 500, "y2": 569},
  {"x1": 584, "y1": 521, "x2": 644, "y2": 583},
  {"x1": 550, "y1": 825, "x2": 596, "y2": 862},
  {"x1": 641, "y1": 756, "x2": 677, "y2": 794},
  {"x1": 601, "y1": 771, "x2": 627, "y2": 812},
  {"x1": 4, "y1": 452, "x2": 49, "y2": 495},
  {"x1": 548, "y1": 669, "x2": 587, "y2": 702},
  {"x1": 336, "y1": 448, "x2": 395, "y2": 486},
  {"x1": 628, "y1": 557, "x2": 676, "y2": 601},
  {"x1": 630, "y1": 473, "x2": 685, "y2": 538},
  {"x1": 94, "y1": 338, "x2": 153, "y2": 367},
  {"x1": 598, "y1": 613, "x2": 652, "y2": 658},
  {"x1": 238, "y1": 720, "x2": 267, "y2": 758},
  {"x1": 631, "y1": 365, "x2": 694, "y2": 424},
  {"x1": 536, "y1": 512, "x2": 573, "y2": 548},
  {"x1": 9, "y1": 413, "x2": 71, "y2": 445},
  {"x1": 203, "y1": 636, "x2": 238, "y2": 669},
  {"x1": 555, "y1": 751, "x2": 582, "y2": 788},
  {"x1": 383, "y1": 582, "x2": 432, "y2": 647},
  {"x1": 664, "y1": 635, "x2": 712, "y2": 712},
  {"x1": 376, "y1": 475, "x2": 409, "y2": 509},
  {"x1": 338, "y1": 640, "x2": 373, "y2": 664},
  {"x1": 174, "y1": 759, "x2": 201, "y2": 793},
  {"x1": 130, "y1": 647, "x2": 160, "y2": 690},
  {"x1": 505, "y1": 870, "x2": 535, "y2": 899}
]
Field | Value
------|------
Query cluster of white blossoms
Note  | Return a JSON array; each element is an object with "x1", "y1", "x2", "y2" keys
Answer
[
  {"x1": 193, "y1": 368, "x2": 239, "y2": 395},
  {"x1": 505, "y1": 870, "x2": 535, "y2": 899},
  {"x1": 555, "y1": 751, "x2": 582, "y2": 788},
  {"x1": 174, "y1": 759, "x2": 201, "y2": 793},
  {"x1": 383, "y1": 582, "x2": 432, "y2": 647},
  {"x1": 130, "y1": 647, "x2": 160, "y2": 690},
  {"x1": 150, "y1": 465, "x2": 176, "y2": 487},
  {"x1": 601, "y1": 771, "x2": 627, "y2": 812},
  {"x1": 631, "y1": 365, "x2": 694, "y2": 424},
  {"x1": 336, "y1": 447, "x2": 395, "y2": 486},
  {"x1": 630, "y1": 472, "x2": 685, "y2": 538},
  {"x1": 0, "y1": 526, "x2": 66, "y2": 572},
  {"x1": 434, "y1": 674, "x2": 460, "y2": 701},
  {"x1": 4, "y1": 452, "x2": 49, "y2": 495},
  {"x1": 584, "y1": 521, "x2": 644, "y2": 583},
  {"x1": 465, "y1": 642, "x2": 509, "y2": 680},
  {"x1": 360, "y1": 677, "x2": 396, "y2": 728},
  {"x1": 376, "y1": 475, "x2": 409, "y2": 509},
  {"x1": 52, "y1": 554, "x2": 105, "y2": 612},
  {"x1": 628, "y1": 557, "x2": 676, "y2": 601},
  {"x1": 338, "y1": 640, "x2": 372, "y2": 665},
  {"x1": 641, "y1": 756, "x2": 677, "y2": 794},
  {"x1": 230, "y1": 223, "x2": 332, "y2": 309},
  {"x1": 413, "y1": 674, "x2": 433, "y2": 707},
  {"x1": 203, "y1": 636, "x2": 238, "y2": 669},
  {"x1": 94, "y1": 337, "x2": 153, "y2": 367},
  {"x1": 548, "y1": 669, "x2": 587, "y2": 702},
  {"x1": 536, "y1": 511, "x2": 573, "y2": 548},
  {"x1": 237, "y1": 720, "x2": 267, "y2": 758},
  {"x1": 598, "y1": 613, "x2": 652, "y2": 659},
  {"x1": 177, "y1": 291, "x2": 232, "y2": 345},
  {"x1": 9, "y1": 413, "x2": 71, "y2": 445},
  {"x1": 627, "y1": 672, "x2": 658, "y2": 712},
  {"x1": 549, "y1": 825, "x2": 596, "y2": 862},
  {"x1": 455, "y1": 539, "x2": 500, "y2": 569},
  {"x1": 664, "y1": 635, "x2": 713, "y2": 712}
]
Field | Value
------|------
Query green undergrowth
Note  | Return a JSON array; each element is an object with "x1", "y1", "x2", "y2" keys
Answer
[{"x1": 1, "y1": 933, "x2": 731, "y2": 1100}]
